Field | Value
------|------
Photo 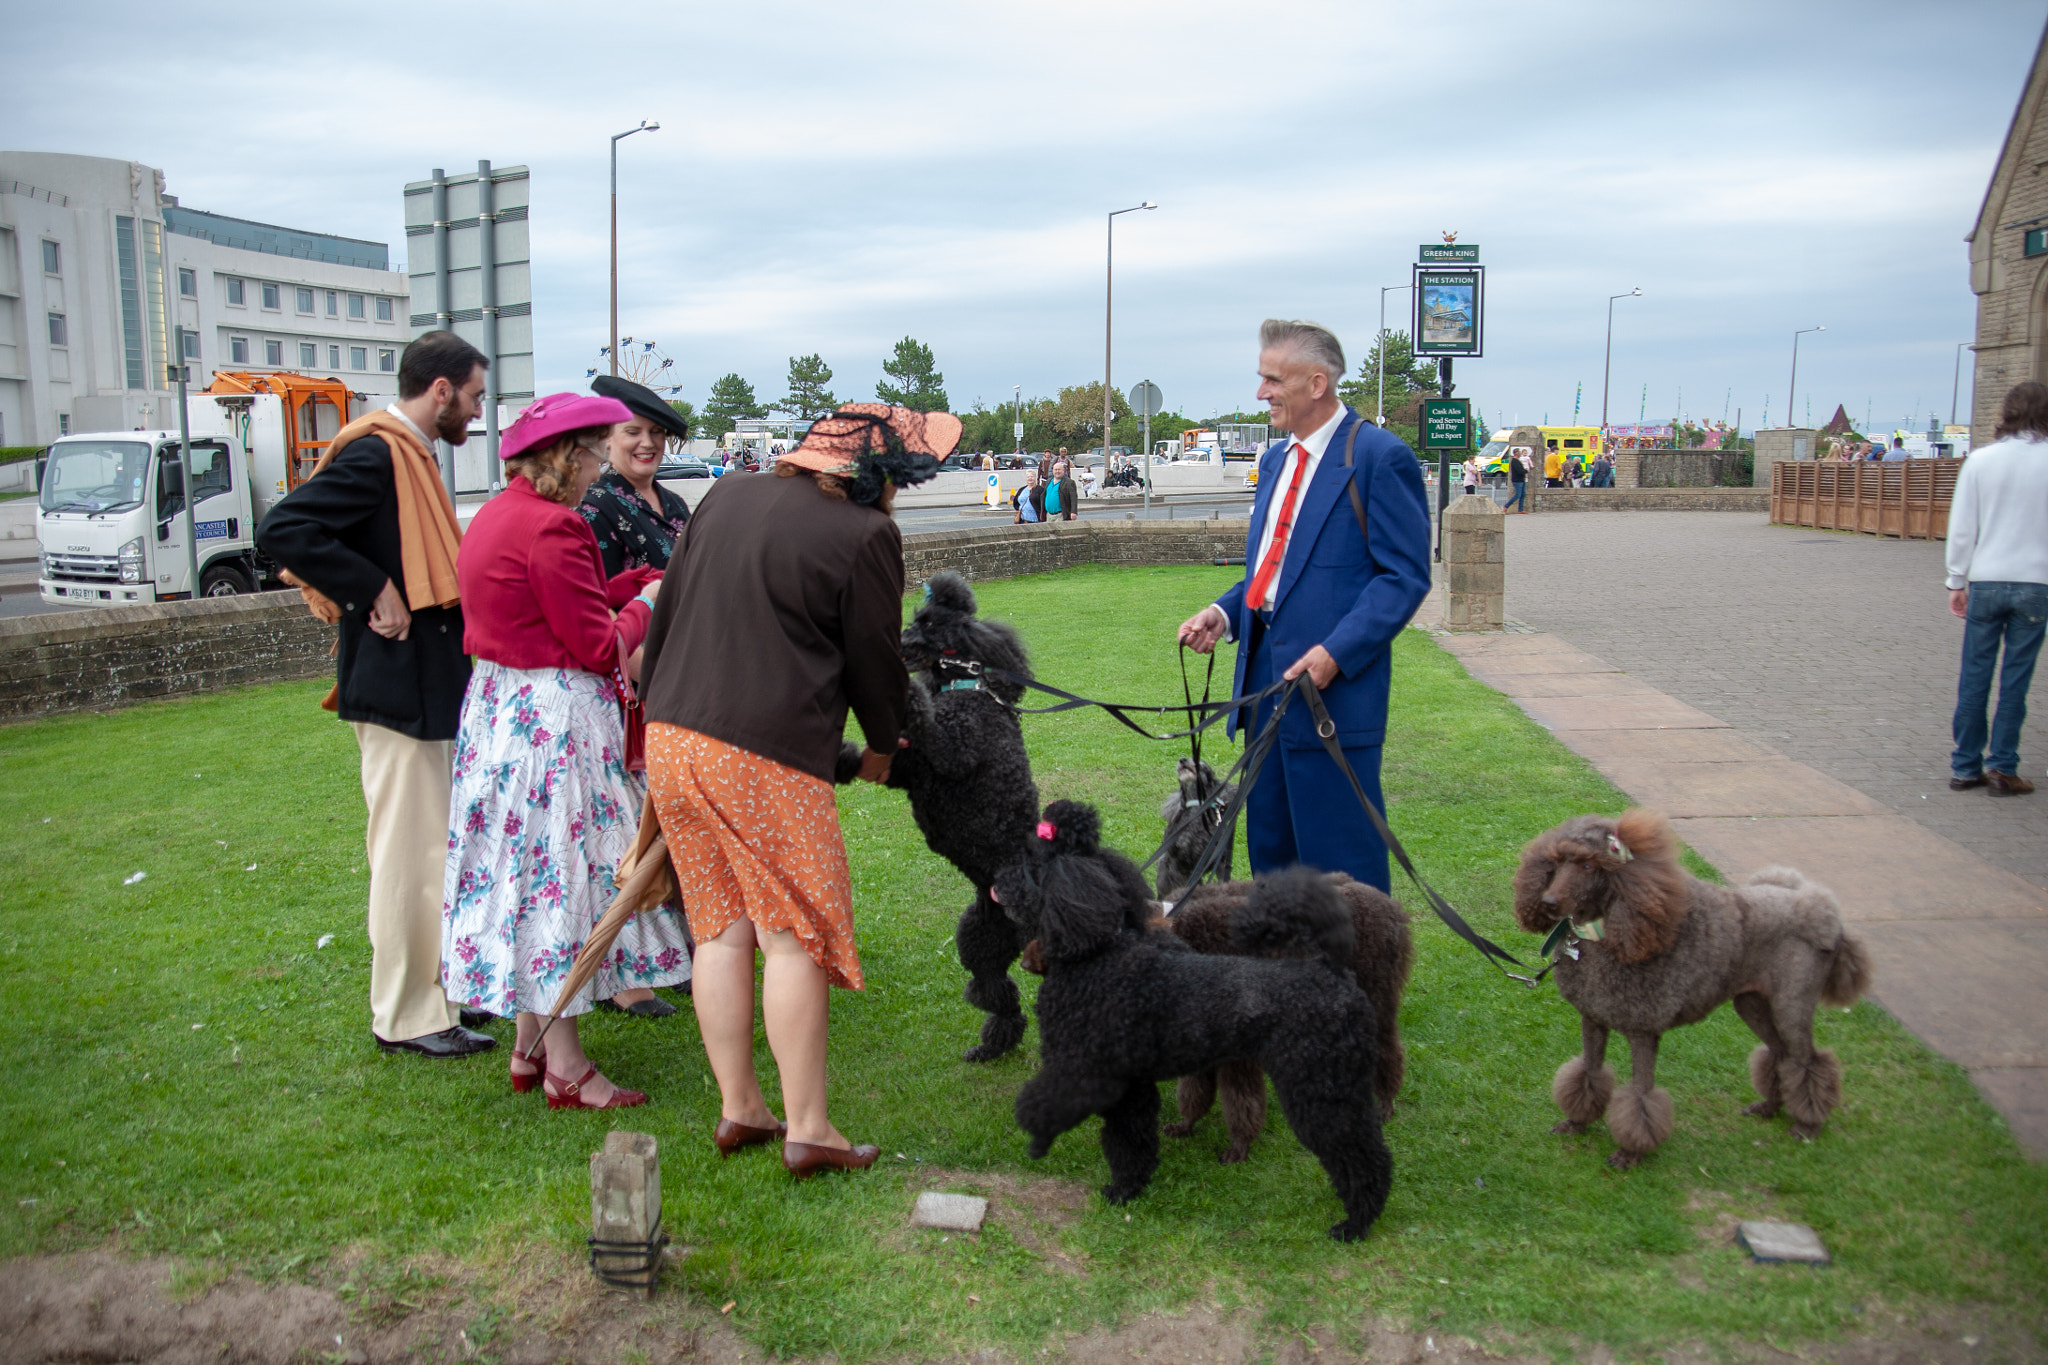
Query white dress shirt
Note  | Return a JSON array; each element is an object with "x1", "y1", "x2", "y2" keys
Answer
[
  {"x1": 385, "y1": 401, "x2": 433, "y2": 449},
  {"x1": 1247, "y1": 402, "x2": 1349, "y2": 610}
]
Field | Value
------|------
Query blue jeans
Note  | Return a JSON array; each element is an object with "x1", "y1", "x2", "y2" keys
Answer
[
  {"x1": 1503, "y1": 482, "x2": 1527, "y2": 511},
  {"x1": 1951, "y1": 580, "x2": 2048, "y2": 778}
]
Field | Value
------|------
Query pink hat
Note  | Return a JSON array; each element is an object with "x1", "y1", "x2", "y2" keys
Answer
[{"x1": 499, "y1": 392, "x2": 632, "y2": 460}]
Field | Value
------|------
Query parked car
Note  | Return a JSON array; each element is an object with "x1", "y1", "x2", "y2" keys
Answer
[{"x1": 658, "y1": 455, "x2": 713, "y2": 480}]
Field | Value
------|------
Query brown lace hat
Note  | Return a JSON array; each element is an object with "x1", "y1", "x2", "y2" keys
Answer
[{"x1": 779, "y1": 403, "x2": 963, "y2": 477}]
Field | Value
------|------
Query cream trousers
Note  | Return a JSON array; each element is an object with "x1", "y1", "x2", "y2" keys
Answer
[{"x1": 353, "y1": 722, "x2": 459, "y2": 1042}]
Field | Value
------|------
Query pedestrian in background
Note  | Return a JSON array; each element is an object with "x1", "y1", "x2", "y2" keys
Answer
[
  {"x1": 1946, "y1": 380, "x2": 2048, "y2": 797},
  {"x1": 443, "y1": 391, "x2": 677, "y2": 1108},
  {"x1": 1591, "y1": 452, "x2": 1614, "y2": 487},
  {"x1": 1884, "y1": 437, "x2": 1909, "y2": 463},
  {"x1": 1013, "y1": 467, "x2": 1045, "y2": 523},
  {"x1": 1046, "y1": 458, "x2": 1078, "y2": 520},
  {"x1": 1544, "y1": 443, "x2": 1565, "y2": 487},
  {"x1": 255, "y1": 331, "x2": 496, "y2": 1060},
  {"x1": 1504, "y1": 447, "x2": 1530, "y2": 513},
  {"x1": 640, "y1": 403, "x2": 959, "y2": 1177},
  {"x1": 1461, "y1": 454, "x2": 1480, "y2": 496}
]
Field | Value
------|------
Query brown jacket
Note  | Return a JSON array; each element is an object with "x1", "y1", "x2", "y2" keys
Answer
[{"x1": 639, "y1": 470, "x2": 908, "y2": 782}]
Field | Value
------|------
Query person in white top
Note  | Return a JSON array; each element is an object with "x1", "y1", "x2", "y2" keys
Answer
[{"x1": 1945, "y1": 381, "x2": 2048, "y2": 796}]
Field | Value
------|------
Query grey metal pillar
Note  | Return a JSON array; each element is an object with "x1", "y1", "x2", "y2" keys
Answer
[
  {"x1": 478, "y1": 159, "x2": 501, "y2": 493},
  {"x1": 172, "y1": 358, "x2": 198, "y2": 595},
  {"x1": 431, "y1": 169, "x2": 456, "y2": 503}
]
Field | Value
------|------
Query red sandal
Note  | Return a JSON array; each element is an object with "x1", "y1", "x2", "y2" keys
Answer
[
  {"x1": 544, "y1": 1064, "x2": 648, "y2": 1111},
  {"x1": 509, "y1": 1044, "x2": 547, "y2": 1094}
]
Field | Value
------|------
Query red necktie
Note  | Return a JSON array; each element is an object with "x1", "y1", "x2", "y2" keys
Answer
[{"x1": 1245, "y1": 443, "x2": 1308, "y2": 610}]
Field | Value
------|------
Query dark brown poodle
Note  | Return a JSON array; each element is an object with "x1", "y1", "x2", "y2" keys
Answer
[
  {"x1": 1161, "y1": 874, "x2": 1413, "y2": 1161},
  {"x1": 1514, "y1": 809, "x2": 1873, "y2": 1169}
]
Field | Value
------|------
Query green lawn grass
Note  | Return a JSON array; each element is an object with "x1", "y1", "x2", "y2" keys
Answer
[{"x1": 1, "y1": 564, "x2": 2042, "y2": 1361}]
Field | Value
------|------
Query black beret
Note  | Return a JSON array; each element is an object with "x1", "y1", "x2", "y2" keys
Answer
[{"x1": 591, "y1": 374, "x2": 690, "y2": 440}]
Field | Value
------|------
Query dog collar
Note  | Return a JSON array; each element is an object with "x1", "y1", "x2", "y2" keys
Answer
[{"x1": 938, "y1": 678, "x2": 985, "y2": 693}]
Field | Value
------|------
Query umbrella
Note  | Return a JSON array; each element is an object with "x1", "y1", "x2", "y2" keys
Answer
[{"x1": 532, "y1": 795, "x2": 679, "y2": 1051}]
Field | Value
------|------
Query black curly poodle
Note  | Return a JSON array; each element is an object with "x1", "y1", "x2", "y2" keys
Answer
[
  {"x1": 996, "y1": 800, "x2": 1394, "y2": 1241},
  {"x1": 839, "y1": 570, "x2": 1041, "y2": 1061}
]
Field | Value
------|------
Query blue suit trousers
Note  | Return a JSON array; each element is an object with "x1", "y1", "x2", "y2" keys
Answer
[{"x1": 1242, "y1": 630, "x2": 1391, "y2": 893}]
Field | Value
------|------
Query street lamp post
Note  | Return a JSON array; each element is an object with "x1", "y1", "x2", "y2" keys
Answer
[
  {"x1": 610, "y1": 119, "x2": 659, "y2": 378},
  {"x1": 1600, "y1": 287, "x2": 1642, "y2": 435},
  {"x1": 1377, "y1": 283, "x2": 1413, "y2": 424},
  {"x1": 1787, "y1": 326, "x2": 1825, "y2": 431},
  {"x1": 1104, "y1": 201, "x2": 1156, "y2": 508},
  {"x1": 1952, "y1": 341, "x2": 1974, "y2": 426},
  {"x1": 1013, "y1": 384, "x2": 1022, "y2": 457}
]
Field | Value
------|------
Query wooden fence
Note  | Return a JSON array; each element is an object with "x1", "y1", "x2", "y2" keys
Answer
[{"x1": 1769, "y1": 459, "x2": 1961, "y2": 540}]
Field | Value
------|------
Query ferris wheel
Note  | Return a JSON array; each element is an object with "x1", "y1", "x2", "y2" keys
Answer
[{"x1": 589, "y1": 338, "x2": 688, "y2": 397}]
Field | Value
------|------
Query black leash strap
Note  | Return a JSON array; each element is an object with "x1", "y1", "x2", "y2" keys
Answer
[
  {"x1": 1149, "y1": 680, "x2": 1290, "y2": 888},
  {"x1": 1291, "y1": 675, "x2": 1527, "y2": 978},
  {"x1": 978, "y1": 663, "x2": 1290, "y2": 744}
]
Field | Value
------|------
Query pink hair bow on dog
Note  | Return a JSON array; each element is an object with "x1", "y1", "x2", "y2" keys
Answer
[
  {"x1": 1037, "y1": 820, "x2": 1058, "y2": 841},
  {"x1": 1607, "y1": 834, "x2": 1634, "y2": 862}
]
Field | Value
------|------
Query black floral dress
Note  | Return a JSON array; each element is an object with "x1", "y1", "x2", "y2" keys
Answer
[{"x1": 577, "y1": 467, "x2": 692, "y2": 577}]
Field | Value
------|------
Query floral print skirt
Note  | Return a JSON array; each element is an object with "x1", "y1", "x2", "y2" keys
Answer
[
  {"x1": 442, "y1": 661, "x2": 691, "y2": 1017},
  {"x1": 646, "y1": 722, "x2": 863, "y2": 990}
]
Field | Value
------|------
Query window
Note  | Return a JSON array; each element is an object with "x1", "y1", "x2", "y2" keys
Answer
[
  {"x1": 326, "y1": 290, "x2": 338, "y2": 316},
  {"x1": 347, "y1": 294, "x2": 365, "y2": 319},
  {"x1": 265, "y1": 339, "x2": 283, "y2": 366},
  {"x1": 230, "y1": 335, "x2": 249, "y2": 364},
  {"x1": 178, "y1": 267, "x2": 196, "y2": 297},
  {"x1": 225, "y1": 277, "x2": 244, "y2": 306},
  {"x1": 47, "y1": 313, "x2": 66, "y2": 346},
  {"x1": 295, "y1": 286, "x2": 315, "y2": 313},
  {"x1": 300, "y1": 342, "x2": 317, "y2": 367},
  {"x1": 378, "y1": 348, "x2": 395, "y2": 373},
  {"x1": 58, "y1": 414, "x2": 70, "y2": 436},
  {"x1": 182, "y1": 330, "x2": 200, "y2": 360},
  {"x1": 41, "y1": 240, "x2": 59, "y2": 273},
  {"x1": 350, "y1": 346, "x2": 367, "y2": 370},
  {"x1": 261, "y1": 282, "x2": 280, "y2": 310},
  {"x1": 188, "y1": 442, "x2": 233, "y2": 501},
  {"x1": 328, "y1": 344, "x2": 341, "y2": 369},
  {"x1": 375, "y1": 297, "x2": 394, "y2": 322}
]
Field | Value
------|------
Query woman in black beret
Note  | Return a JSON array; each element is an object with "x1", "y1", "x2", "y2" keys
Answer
[{"x1": 580, "y1": 375, "x2": 695, "y2": 579}]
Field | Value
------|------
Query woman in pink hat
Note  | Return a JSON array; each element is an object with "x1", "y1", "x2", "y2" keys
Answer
[{"x1": 440, "y1": 392, "x2": 687, "y2": 1110}]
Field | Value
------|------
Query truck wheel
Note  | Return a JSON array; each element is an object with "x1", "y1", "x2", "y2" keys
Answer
[{"x1": 200, "y1": 564, "x2": 253, "y2": 598}]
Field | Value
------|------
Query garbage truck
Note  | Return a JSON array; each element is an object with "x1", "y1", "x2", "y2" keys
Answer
[{"x1": 36, "y1": 373, "x2": 361, "y2": 606}]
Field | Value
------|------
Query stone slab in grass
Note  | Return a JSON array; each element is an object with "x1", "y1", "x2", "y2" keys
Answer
[
  {"x1": 1737, "y1": 1220, "x2": 1831, "y2": 1265},
  {"x1": 912, "y1": 1192, "x2": 988, "y2": 1231}
]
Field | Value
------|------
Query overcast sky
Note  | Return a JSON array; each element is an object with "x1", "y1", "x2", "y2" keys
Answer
[{"x1": 7, "y1": 0, "x2": 2041, "y2": 434}]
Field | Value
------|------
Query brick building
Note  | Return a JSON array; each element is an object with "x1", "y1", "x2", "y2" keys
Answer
[{"x1": 1969, "y1": 22, "x2": 2048, "y2": 435}]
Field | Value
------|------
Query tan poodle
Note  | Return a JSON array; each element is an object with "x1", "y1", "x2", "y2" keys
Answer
[{"x1": 1513, "y1": 809, "x2": 1872, "y2": 1168}]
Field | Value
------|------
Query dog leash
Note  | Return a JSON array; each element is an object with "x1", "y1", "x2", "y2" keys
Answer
[
  {"x1": 969, "y1": 660, "x2": 1293, "y2": 744},
  {"x1": 1290, "y1": 676, "x2": 1528, "y2": 980}
]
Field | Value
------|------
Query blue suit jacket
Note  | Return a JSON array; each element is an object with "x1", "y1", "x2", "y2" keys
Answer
[{"x1": 1216, "y1": 408, "x2": 1433, "y2": 750}]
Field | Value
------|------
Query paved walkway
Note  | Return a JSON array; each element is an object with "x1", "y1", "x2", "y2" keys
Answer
[{"x1": 1430, "y1": 511, "x2": 2048, "y2": 1159}]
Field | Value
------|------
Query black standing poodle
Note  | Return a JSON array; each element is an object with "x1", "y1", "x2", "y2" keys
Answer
[
  {"x1": 996, "y1": 801, "x2": 1393, "y2": 1241},
  {"x1": 839, "y1": 571, "x2": 1040, "y2": 1061}
]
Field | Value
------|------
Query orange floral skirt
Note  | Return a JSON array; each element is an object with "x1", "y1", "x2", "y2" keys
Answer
[{"x1": 644, "y1": 722, "x2": 862, "y2": 990}]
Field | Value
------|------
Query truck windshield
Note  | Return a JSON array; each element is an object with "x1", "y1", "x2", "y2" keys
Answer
[{"x1": 39, "y1": 441, "x2": 152, "y2": 515}]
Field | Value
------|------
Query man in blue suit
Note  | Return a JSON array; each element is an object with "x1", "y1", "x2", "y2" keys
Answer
[{"x1": 1177, "y1": 320, "x2": 1433, "y2": 892}]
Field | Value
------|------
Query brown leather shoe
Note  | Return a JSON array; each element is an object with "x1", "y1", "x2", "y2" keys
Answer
[
  {"x1": 713, "y1": 1116, "x2": 787, "y2": 1157},
  {"x1": 1950, "y1": 773, "x2": 1987, "y2": 790},
  {"x1": 782, "y1": 1140, "x2": 881, "y2": 1179},
  {"x1": 1987, "y1": 770, "x2": 2036, "y2": 796}
]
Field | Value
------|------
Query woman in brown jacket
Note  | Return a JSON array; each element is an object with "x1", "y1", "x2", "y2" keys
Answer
[{"x1": 638, "y1": 403, "x2": 961, "y2": 1178}]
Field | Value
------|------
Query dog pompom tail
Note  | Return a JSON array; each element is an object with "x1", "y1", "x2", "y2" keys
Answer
[
  {"x1": 832, "y1": 741, "x2": 865, "y2": 785},
  {"x1": 1235, "y1": 866, "x2": 1355, "y2": 971},
  {"x1": 1821, "y1": 932, "x2": 1873, "y2": 1007},
  {"x1": 922, "y1": 569, "x2": 977, "y2": 616}
]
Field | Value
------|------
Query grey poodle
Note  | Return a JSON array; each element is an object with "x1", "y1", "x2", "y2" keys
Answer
[
  {"x1": 1164, "y1": 872, "x2": 1413, "y2": 1161},
  {"x1": 997, "y1": 800, "x2": 1393, "y2": 1241},
  {"x1": 1154, "y1": 756, "x2": 1238, "y2": 903},
  {"x1": 1514, "y1": 808, "x2": 1873, "y2": 1169}
]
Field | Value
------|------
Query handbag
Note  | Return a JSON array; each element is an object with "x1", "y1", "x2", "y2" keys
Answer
[{"x1": 613, "y1": 630, "x2": 647, "y2": 774}]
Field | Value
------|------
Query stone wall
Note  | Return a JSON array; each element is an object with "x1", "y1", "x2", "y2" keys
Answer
[
  {"x1": 1636, "y1": 449, "x2": 1740, "y2": 487},
  {"x1": 1528, "y1": 487, "x2": 1769, "y2": 513},
  {"x1": 1969, "y1": 34, "x2": 2048, "y2": 438},
  {"x1": 0, "y1": 589, "x2": 334, "y2": 720},
  {"x1": 1, "y1": 523, "x2": 1255, "y2": 723}
]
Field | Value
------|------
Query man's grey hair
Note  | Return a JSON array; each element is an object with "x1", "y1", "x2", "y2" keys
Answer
[{"x1": 1259, "y1": 319, "x2": 1346, "y2": 385}]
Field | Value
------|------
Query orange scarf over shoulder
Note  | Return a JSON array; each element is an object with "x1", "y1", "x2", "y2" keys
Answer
[{"x1": 285, "y1": 409, "x2": 464, "y2": 621}]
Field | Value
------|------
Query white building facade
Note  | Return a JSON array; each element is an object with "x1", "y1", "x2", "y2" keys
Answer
[{"x1": 0, "y1": 151, "x2": 409, "y2": 447}]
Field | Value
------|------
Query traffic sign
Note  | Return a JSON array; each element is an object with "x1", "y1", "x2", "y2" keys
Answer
[
  {"x1": 1422, "y1": 398, "x2": 1472, "y2": 450},
  {"x1": 1128, "y1": 380, "x2": 1164, "y2": 417},
  {"x1": 1419, "y1": 243, "x2": 1479, "y2": 263},
  {"x1": 1013, "y1": 421, "x2": 1024, "y2": 439}
]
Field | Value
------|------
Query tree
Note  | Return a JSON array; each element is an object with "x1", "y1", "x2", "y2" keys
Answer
[
  {"x1": 1042, "y1": 382, "x2": 1129, "y2": 448},
  {"x1": 701, "y1": 373, "x2": 766, "y2": 441},
  {"x1": 1338, "y1": 330, "x2": 1437, "y2": 419},
  {"x1": 668, "y1": 398, "x2": 698, "y2": 446},
  {"x1": 876, "y1": 336, "x2": 949, "y2": 412},
  {"x1": 776, "y1": 354, "x2": 838, "y2": 420}
]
